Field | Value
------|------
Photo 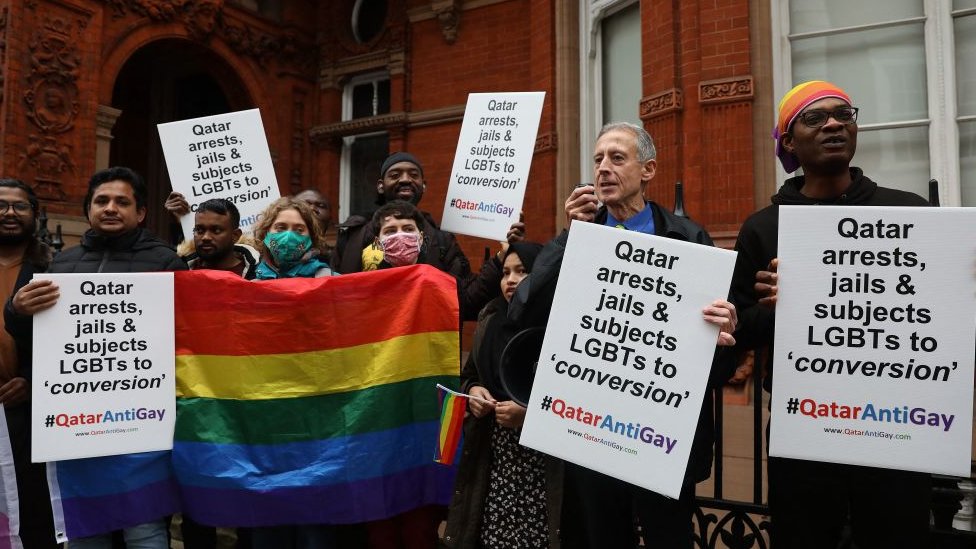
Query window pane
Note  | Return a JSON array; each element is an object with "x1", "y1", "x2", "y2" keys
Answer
[
  {"x1": 601, "y1": 3, "x2": 641, "y2": 125},
  {"x1": 960, "y1": 121, "x2": 976, "y2": 206},
  {"x1": 791, "y1": 23, "x2": 927, "y2": 123},
  {"x1": 790, "y1": 0, "x2": 921, "y2": 35},
  {"x1": 853, "y1": 127, "x2": 929, "y2": 198},
  {"x1": 377, "y1": 79, "x2": 391, "y2": 115},
  {"x1": 954, "y1": 0, "x2": 976, "y2": 10},
  {"x1": 349, "y1": 134, "x2": 389, "y2": 214},
  {"x1": 352, "y1": 83, "x2": 375, "y2": 119},
  {"x1": 955, "y1": 14, "x2": 976, "y2": 116}
]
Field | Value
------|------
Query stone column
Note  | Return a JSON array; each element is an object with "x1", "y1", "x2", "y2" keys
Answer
[{"x1": 95, "y1": 105, "x2": 122, "y2": 171}]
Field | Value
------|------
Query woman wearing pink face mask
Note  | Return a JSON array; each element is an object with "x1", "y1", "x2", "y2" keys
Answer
[{"x1": 364, "y1": 200, "x2": 532, "y2": 549}]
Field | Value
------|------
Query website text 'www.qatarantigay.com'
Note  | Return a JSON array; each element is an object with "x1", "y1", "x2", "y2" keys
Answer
[{"x1": 782, "y1": 396, "x2": 959, "y2": 442}]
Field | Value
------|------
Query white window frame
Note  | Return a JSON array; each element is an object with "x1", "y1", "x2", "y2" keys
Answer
[
  {"x1": 339, "y1": 71, "x2": 389, "y2": 219},
  {"x1": 579, "y1": 0, "x2": 639, "y2": 180},
  {"x1": 771, "y1": 0, "x2": 964, "y2": 205}
]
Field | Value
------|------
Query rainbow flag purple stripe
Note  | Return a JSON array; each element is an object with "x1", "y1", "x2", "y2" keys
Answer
[{"x1": 47, "y1": 451, "x2": 179, "y2": 542}]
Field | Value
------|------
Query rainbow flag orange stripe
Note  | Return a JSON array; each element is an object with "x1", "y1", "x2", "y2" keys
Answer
[
  {"x1": 172, "y1": 266, "x2": 461, "y2": 526},
  {"x1": 435, "y1": 385, "x2": 467, "y2": 466}
]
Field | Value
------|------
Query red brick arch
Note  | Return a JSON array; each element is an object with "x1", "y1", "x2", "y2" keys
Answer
[{"x1": 98, "y1": 23, "x2": 272, "y2": 137}]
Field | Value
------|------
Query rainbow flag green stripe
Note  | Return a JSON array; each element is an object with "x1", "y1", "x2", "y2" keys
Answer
[{"x1": 175, "y1": 375, "x2": 458, "y2": 445}]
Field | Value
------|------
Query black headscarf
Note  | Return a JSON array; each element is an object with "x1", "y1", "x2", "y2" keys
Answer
[{"x1": 476, "y1": 242, "x2": 544, "y2": 401}]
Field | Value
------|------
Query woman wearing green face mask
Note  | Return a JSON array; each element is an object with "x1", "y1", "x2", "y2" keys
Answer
[
  {"x1": 249, "y1": 196, "x2": 335, "y2": 549},
  {"x1": 253, "y1": 197, "x2": 334, "y2": 279}
]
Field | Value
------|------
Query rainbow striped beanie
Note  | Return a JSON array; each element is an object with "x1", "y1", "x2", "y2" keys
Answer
[{"x1": 773, "y1": 80, "x2": 853, "y2": 172}]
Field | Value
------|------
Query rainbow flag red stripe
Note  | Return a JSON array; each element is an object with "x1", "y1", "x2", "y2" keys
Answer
[
  {"x1": 172, "y1": 266, "x2": 461, "y2": 526},
  {"x1": 434, "y1": 386, "x2": 467, "y2": 466}
]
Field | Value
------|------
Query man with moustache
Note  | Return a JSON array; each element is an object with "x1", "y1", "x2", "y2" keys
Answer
[
  {"x1": 6, "y1": 166, "x2": 185, "y2": 549},
  {"x1": 730, "y1": 81, "x2": 931, "y2": 549},
  {"x1": 510, "y1": 122, "x2": 737, "y2": 548},
  {"x1": 0, "y1": 178, "x2": 58, "y2": 548}
]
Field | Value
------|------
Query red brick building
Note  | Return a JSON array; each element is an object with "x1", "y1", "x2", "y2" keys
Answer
[{"x1": 0, "y1": 0, "x2": 771, "y2": 254}]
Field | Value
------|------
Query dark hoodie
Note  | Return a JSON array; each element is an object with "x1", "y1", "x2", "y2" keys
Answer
[{"x1": 730, "y1": 167, "x2": 929, "y2": 391}]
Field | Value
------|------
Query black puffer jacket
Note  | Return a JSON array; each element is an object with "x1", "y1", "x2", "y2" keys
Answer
[{"x1": 47, "y1": 228, "x2": 187, "y2": 274}]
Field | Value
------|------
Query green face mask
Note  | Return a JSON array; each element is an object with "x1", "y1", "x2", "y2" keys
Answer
[{"x1": 264, "y1": 231, "x2": 312, "y2": 269}]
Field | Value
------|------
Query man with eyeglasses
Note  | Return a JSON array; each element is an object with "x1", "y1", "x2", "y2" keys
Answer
[
  {"x1": 0, "y1": 178, "x2": 59, "y2": 548},
  {"x1": 729, "y1": 81, "x2": 931, "y2": 548}
]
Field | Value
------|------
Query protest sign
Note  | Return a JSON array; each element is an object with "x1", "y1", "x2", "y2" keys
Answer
[
  {"x1": 157, "y1": 108, "x2": 279, "y2": 235},
  {"x1": 441, "y1": 92, "x2": 544, "y2": 240},
  {"x1": 519, "y1": 222, "x2": 736, "y2": 497},
  {"x1": 769, "y1": 206, "x2": 976, "y2": 476},
  {"x1": 31, "y1": 273, "x2": 175, "y2": 462}
]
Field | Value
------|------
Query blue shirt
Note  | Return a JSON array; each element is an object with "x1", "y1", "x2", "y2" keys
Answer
[{"x1": 605, "y1": 203, "x2": 656, "y2": 235}]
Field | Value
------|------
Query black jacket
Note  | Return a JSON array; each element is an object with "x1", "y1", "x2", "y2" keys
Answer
[
  {"x1": 507, "y1": 201, "x2": 733, "y2": 483},
  {"x1": 4, "y1": 228, "x2": 187, "y2": 364},
  {"x1": 730, "y1": 167, "x2": 929, "y2": 391}
]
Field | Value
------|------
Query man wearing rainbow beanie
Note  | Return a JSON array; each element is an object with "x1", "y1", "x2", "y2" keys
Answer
[{"x1": 729, "y1": 81, "x2": 931, "y2": 548}]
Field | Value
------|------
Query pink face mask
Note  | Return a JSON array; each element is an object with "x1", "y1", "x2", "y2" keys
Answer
[{"x1": 380, "y1": 232, "x2": 422, "y2": 267}]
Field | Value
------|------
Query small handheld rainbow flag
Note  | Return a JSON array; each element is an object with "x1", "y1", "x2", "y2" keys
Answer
[{"x1": 434, "y1": 384, "x2": 468, "y2": 465}]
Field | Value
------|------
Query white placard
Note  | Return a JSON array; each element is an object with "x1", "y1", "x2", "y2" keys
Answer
[
  {"x1": 520, "y1": 222, "x2": 736, "y2": 497},
  {"x1": 440, "y1": 92, "x2": 545, "y2": 240},
  {"x1": 770, "y1": 206, "x2": 976, "y2": 476},
  {"x1": 158, "y1": 109, "x2": 280, "y2": 236},
  {"x1": 31, "y1": 273, "x2": 175, "y2": 462}
]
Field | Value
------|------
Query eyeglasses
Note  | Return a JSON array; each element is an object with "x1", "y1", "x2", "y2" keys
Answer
[
  {"x1": 796, "y1": 107, "x2": 859, "y2": 129},
  {"x1": 0, "y1": 201, "x2": 32, "y2": 214}
]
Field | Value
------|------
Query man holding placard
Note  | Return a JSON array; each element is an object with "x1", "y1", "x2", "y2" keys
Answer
[
  {"x1": 731, "y1": 81, "x2": 933, "y2": 548},
  {"x1": 513, "y1": 122, "x2": 737, "y2": 548},
  {"x1": 6, "y1": 166, "x2": 185, "y2": 549},
  {"x1": 0, "y1": 179, "x2": 58, "y2": 548}
]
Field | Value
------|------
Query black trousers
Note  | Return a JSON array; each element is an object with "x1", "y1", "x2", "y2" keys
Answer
[
  {"x1": 7, "y1": 405, "x2": 60, "y2": 549},
  {"x1": 768, "y1": 456, "x2": 931, "y2": 549},
  {"x1": 565, "y1": 462, "x2": 695, "y2": 549}
]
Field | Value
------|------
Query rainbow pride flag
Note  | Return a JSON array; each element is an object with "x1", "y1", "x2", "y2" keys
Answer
[
  {"x1": 434, "y1": 385, "x2": 467, "y2": 466},
  {"x1": 0, "y1": 409, "x2": 22, "y2": 549},
  {"x1": 172, "y1": 265, "x2": 460, "y2": 526}
]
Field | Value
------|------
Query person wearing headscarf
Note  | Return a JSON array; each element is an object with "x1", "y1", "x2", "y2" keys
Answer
[
  {"x1": 730, "y1": 80, "x2": 931, "y2": 549},
  {"x1": 442, "y1": 241, "x2": 564, "y2": 549}
]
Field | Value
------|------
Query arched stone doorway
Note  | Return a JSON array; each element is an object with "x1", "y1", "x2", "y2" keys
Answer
[{"x1": 109, "y1": 39, "x2": 252, "y2": 240}]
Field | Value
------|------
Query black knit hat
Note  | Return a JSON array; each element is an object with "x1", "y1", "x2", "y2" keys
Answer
[{"x1": 380, "y1": 152, "x2": 424, "y2": 179}]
